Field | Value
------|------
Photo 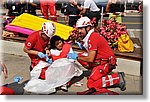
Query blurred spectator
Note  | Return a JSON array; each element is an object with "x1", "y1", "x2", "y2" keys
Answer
[
  {"x1": 72, "y1": 0, "x2": 101, "y2": 28},
  {"x1": 40, "y1": 0, "x2": 57, "y2": 21},
  {"x1": 106, "y1": 0, "x2": 125, "y2": 13},
  {"x1": 2, "y1": 0, "x2": 5, "y2": 8},
  {"x1": 62, "y1": 0, "x2": 81, "y2": 27},
  {"x1": 0, "y1": 62, "x2": 8, "y2": 80},
  {"x1": 5, "y1": 0, "x2": 22, "y2": 16},
  {"x1": 3, "y1": 0, "x2": 22, "y2": 27},
  {"x1": 138, "y1": 1, "x2": 143, "y2": 13},
  {"x1": 21, "y1": 0, "x2": 37, "y2": 15},
  {"x1": 0, "y1": 62, "x2": 15, "y2": 95}
]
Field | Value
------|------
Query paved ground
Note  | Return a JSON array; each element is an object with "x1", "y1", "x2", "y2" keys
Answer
[{"x1": 2, "y1": 53, "x2": 142, "y2": 95}]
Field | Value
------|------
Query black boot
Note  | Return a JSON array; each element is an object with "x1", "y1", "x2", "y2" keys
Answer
[{"x1": 118, "y1": 72, "x2": 126, "y2": 91}]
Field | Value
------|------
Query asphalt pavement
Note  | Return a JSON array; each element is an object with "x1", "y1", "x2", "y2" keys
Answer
[{"x1": 1, "y1": 52, "x2": 142, "y2": 95}]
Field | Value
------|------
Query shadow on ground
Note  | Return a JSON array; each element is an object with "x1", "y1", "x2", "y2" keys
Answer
[{"x1": 7, "y1": 80, "x2": 29, "y2": 95}]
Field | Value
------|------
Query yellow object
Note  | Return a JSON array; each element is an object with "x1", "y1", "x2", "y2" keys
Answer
[
  {"x1": 118, "y1": 34, "x2": 134, "y2": 52},
  {"x1": 10, "y1": 13, "x2": 73, "y2": 40},
  {"x1": 109, "y1": 13, "x2": 122, "y2": 23}
]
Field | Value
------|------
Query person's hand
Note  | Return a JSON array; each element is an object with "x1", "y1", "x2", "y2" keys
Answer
[
  {"x1": 38, "y1": 52, "x2": 46, "y2": 58},
  {"x1": 76, "y1": 42, "x2": 84, "y2": 49},
  {"x1": 45, "y1": 50, "x2": 51, "y2": 57},
  {"x1": 71, "y1": 0, "x2": 77, "y2": 6},
  {"x1": 47, "y1": 59, "x2": 52, "y2": 64},
  {"x1": 45, "y1": 54, "x2": 52, "y2": 64},
  {"x1": 67, "y1": 51, "x2": 78, "y2": 60}
]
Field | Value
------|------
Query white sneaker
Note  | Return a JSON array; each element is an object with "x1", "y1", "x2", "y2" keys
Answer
[
  {"x1": 60, "y1": 84, "x2": 68, "y2": 92},
  {"x1": 73, "y1": 82, "x2": 83, "y2": 87}
]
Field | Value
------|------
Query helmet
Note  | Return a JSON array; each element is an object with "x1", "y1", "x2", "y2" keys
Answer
[
  {"x1": 76, "y1": 17, "x2": 92, "y2": 28},
  {"x1": 42, "y1": 22, "x2": 56, "y2": 38}
]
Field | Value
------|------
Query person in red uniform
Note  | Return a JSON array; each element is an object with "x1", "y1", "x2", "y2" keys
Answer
[
  {"x1": 40, "y1": 0, "x2": 57, "y2": 22},
  {"x1": 68, "y1": 17, "x2": 126, "y2": 95},
  {"x1": 23, "y1": 22, "x2": 56, "y2": 79}
]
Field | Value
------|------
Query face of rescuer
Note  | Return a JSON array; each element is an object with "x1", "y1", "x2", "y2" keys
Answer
[
  {"x1": 41, "y1": 29, "x2": 50, "y2": 41},
  {"x1": 78, "y1": 26, "x2": 91, "y2": 38}
]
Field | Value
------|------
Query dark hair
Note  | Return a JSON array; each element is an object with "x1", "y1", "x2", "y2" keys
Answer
[{"x1": 50, "y1": 35, "x2": 64, "y2": 49}]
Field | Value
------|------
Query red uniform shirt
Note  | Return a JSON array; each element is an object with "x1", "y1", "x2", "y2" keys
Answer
[
  {"x1": 40, "y1": 0, "x2": 55, "y2": 6},
  {"x1": 88, "y1": 32, "x2": 114, "y2": 60},
  {"x1": 25, "y1": 31, "x2": 49, "y2": 61},
  {"x1": 51, "y1": 43, "x2": 71, "y2": 61}
]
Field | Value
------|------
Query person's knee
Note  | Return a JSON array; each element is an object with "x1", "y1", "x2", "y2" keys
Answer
[{"x1": 87, "y1": 79, "x2": 93, "y2": 89}]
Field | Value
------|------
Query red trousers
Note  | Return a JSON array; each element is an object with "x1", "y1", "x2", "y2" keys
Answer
[
  {"x1": 78, "y1": 53, "x2": 120, "y2": 91},
  {"x1": 40, "y1": 0, "x2": 57, "y2": 21},
  {"x1": 0, "y1": 86, "x2": 15, "y2": 95}
]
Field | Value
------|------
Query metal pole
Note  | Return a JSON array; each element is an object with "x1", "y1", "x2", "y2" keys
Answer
[
  {"x1": 100, "y1": 7, "x2": 104, "y2": 27},
  {"x1": 124, "y1": 0, "x2": 127, "y2": 16}
]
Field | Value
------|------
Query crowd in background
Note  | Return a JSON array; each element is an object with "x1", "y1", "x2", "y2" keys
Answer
[{"x1": 1, "y1": 0, "x2": 143, "y2": 28}]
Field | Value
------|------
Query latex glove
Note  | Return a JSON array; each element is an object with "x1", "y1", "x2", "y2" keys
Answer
[
  {"x1": 76, "y1": 42, "x2": 83, "y2": 49},
  {"x1": 67, "y1": 51, "x2": 78, "y2": 60},
  {"x1": 13, "y1": 76, "x2": 23, "y2": 83},
  {"x1": 38, "y1": 52, "x2": 46, "y2": 58},
  {"x1": 47, "y1": 59, "x2": 52, "y2": 64},
  {"x1": 45, "y1": 54, "x2": 52, "y2": 64}
]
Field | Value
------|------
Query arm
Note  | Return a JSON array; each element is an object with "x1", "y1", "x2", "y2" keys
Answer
[
  {"x1": 0, "y1": 62, "x2": 8, "y2": 78},
  {"x1": 27, "y1": 0, "x2": 37, "y2": 7},
  {"x1": 23, "y1": 34, "x2": 39, "y2": 56},
  {"x1": 45, "y1": 47, "x2": 52, "y2": 57},
  {"x1": 76, "y1": 4, "x2": 83, "y2": 11},
  {"x1": 78, "y1": 50, "x2": 96, "y2": 62},
  {"x1": 80, "y1": 8, "x2": 86, "y2": 15},
  {"x1": 64, "y1": 15, "x2": 68, "y2": 25},
  {"x1": 23, "y1": 46, "x2": 38, "y2": 56},
  {"x1": 71, "y1": 1, "x2": 83, "y2": 11},
  {"x1": 5, "y1": 9, "x2": 9, "y2": 16},
  {"x1": 29, "y1": 2, "x2": 37, "y2": 7},
  {"x1": 24, "y1": 46, "x2": 47, "y2": 59},
  {"x1": 106, "y1": 0, "x2": 112, "y2": 13},
  {"x1": 79, "y1": 0, "x2": 91, "y2": 15}
]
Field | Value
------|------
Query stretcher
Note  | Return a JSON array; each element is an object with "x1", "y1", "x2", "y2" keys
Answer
[
  {"x1": 10, "y1": 13, "x2": 73, "y2": 40},
  {"x1": 5, "y1": 24, "x2": 35, "y2": 35}
]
